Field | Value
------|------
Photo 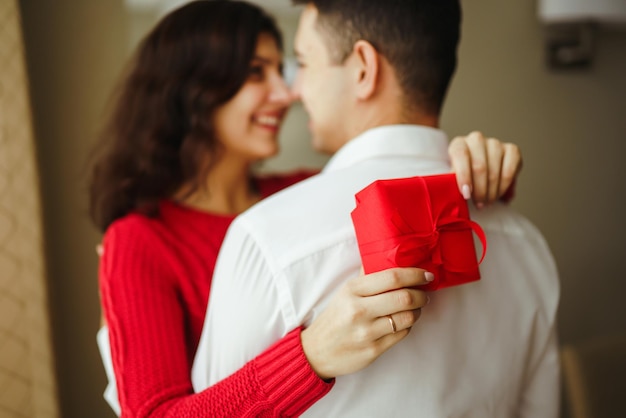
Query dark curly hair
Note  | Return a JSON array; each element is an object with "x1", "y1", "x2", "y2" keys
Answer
[{"x1": 88, "y1": 0, "x2": 282, "y2": 232}]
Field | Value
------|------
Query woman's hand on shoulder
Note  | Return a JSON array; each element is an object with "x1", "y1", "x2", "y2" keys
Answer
[
  {"x1": 300, "y1": 267, "x2": 431, "y2": 380},
  {"x1": 448, "y1": 131, "x2": 522, "y2": 207}
]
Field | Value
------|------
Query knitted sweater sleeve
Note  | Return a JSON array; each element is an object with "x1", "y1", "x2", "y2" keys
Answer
[{"x1": 100, "y1": 218, "x2": 333, "y2": 418}]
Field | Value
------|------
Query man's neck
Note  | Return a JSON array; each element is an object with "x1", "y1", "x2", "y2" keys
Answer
[{"x1": 344, "y1": 105, "x2": 439, "y2": 149}]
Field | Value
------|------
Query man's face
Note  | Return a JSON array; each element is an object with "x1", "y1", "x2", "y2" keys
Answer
[{"x1": 292, "y1": 5, "x2": 352, "y2": 154}]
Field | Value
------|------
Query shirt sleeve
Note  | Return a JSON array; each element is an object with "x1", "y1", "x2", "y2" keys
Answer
[
  {"x1": 192, "y1": 217, "x2": 289, "y2": 385},
  {"x1": 192, "y1": 215, "x2": 335, "y2": 417},
  {"x1": 101, "y1": 218, "x2": 331, "y2": 418},
  {"x1": 96, "y1": 326, "x2": 121, "y2": 416}
]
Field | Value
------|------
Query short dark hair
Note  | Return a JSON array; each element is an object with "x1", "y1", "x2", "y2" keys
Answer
[
  {"x1": 292, "y1": 0, "x2": 460, "y2": 115},
  {"x1": 88, "y1": 0, "x2": 282, "y2": 232}
]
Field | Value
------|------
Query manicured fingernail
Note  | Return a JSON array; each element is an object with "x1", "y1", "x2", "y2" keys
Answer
[
  {"x1": 425, "y1": 272, "x2": 435, "y2": 282},
  {"x1": 461, "y1": 184, "x2": 471, "y2": 200}
]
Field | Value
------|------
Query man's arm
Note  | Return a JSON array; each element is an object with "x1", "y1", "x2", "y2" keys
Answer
[
  {"x1": 192, "y1": 217, "x2": 433, "y2": 391},
  {"x1": 192, "y1": 221, "x2": 288, "y2": 388}
]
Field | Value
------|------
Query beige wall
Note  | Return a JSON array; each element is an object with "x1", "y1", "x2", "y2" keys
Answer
[
  {"x1": 18, "y1": 0, "x2": 626, "y2": 417},
  {"x1": 0, "y1": 1, "x2": 59, "y2": 417},
  {"x1": 19, "y1": 1, "x2": 127, "y2": 417}
]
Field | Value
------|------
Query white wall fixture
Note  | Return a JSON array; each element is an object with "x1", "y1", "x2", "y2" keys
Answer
[
  {"x1": 538, "y1": 0, "x2": 626, "y2": 69},
  {"x1": 539, "y1": 0, "x2": 626, "y2": 26}
]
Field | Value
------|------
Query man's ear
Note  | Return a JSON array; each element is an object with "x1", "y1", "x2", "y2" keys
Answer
[{"x1": 351, "y1": 40, "x2": 379, "y2": 101}]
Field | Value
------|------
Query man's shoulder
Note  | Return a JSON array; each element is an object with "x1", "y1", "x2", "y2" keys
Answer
[
  {"x1": 227, "y1": 161, "x2": 454, "y2": 272},
  {"x1": 472, "y1": 203, "x2": 559, "y2": 301},
  {"x1": 471, "y1": 203, "x2": 546, "y2": 243},
  {"x1": 242, "y1": 165, "x2": 375, "y2": 225},
  {"x1": 254, "y1": 169, "x2": 320, "y2": 197},
  {"x1": 230, "y1": 171, "x2": 357, "y2": 264}
]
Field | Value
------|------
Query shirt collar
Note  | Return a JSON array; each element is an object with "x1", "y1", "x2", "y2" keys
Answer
[{"x1": 322, "y1": 124, "x2": 450, "y2": 173}]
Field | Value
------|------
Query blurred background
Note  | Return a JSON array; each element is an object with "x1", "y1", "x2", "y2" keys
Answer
[{"x1": 1, "y1": 0, "x2": 625, "y2": 417}]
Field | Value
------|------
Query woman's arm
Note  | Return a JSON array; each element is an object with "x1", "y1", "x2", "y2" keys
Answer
[
  {"x1": 301, "y1": 268, "x2": 432, "y2": 379},
  {"x1": 100, "y1": 219, "x2": 333, "y2": 418}
]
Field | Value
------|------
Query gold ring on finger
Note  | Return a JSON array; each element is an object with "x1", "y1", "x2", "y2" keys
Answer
[{"x1": 387, "y1": 315, "x2": 397, "y2": 334}]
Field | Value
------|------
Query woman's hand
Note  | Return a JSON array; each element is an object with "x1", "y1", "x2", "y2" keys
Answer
[
  {"x1": 448, "y1": 131, "x2": 522, "y2": 207},
  {"x1": 300, "y1": 268, "x2": 432, "y2": 380}
]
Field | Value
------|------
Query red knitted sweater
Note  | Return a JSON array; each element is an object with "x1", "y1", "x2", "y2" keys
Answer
[{"x1": 99, "y1": 171, "x2": 333, "y2": 417}]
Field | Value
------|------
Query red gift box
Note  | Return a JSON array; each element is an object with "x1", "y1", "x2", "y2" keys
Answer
[{"x1": 350, "y1": 173, "x2": 486, "y2": 291}]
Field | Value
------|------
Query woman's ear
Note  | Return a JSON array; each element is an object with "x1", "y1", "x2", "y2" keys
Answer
[{"x1": 352, "y1": 40, "x2": 380, "y2": 101}]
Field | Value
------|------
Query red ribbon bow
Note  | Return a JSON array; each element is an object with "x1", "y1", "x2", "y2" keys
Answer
[{"x1": 351, "y1": 174, "x2": 487, "y2": 291}]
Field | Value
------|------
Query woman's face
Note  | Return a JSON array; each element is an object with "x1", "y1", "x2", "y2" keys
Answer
[{"x1": 213, "y1": 32, "x2": 292, "y2": 162}]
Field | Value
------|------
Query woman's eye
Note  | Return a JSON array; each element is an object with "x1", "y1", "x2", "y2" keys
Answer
[{"x1": 248, "y1": 66, "x2": 264, "y2": 79}]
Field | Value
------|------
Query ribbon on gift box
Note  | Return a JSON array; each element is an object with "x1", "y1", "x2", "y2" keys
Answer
[{"x1": 351, "y1": 173, "x2": 487, "y2": 291}]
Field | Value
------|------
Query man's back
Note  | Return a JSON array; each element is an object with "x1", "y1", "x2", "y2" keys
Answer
[
  {"x1": 192, "y1": 126, "x2": 559, "y2": 417},
  {"x1": 318, "y1": 204, "x2": 560, "y2": 416}
]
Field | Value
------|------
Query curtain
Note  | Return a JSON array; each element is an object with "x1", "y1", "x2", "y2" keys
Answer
[{"x1": 0, "y1": 1, "x2": 60, "y2": 417}]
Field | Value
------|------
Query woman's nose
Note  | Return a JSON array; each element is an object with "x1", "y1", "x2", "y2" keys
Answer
[{"x1": 269, "y1": 75, "x2": 293, "y2": 105}]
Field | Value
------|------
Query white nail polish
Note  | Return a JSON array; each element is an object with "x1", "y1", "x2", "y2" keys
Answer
[{"x1": 462, "y1": 184, "x2": 471, "y2": 200}]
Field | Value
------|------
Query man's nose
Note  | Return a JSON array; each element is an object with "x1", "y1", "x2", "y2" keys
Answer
[{"x1": 289, "y1": 70, "x2": 302, "y2": 102}]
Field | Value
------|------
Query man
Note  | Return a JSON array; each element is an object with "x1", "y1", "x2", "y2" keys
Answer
[{"x1": 192, "y1": 1, "x2": 559, "y2": 416}]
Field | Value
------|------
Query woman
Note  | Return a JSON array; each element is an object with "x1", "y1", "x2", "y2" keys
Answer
[{"x1": 91, "y1": 1, "x2": 521, "y2": 416}]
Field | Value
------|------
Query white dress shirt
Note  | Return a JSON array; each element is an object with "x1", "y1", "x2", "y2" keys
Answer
[
  {"x1": 192, "y1": 125, "x2": 560, "y2": 417},
  {"x1": 96, "y1": 326, "x2": 121, "y2": 416}
]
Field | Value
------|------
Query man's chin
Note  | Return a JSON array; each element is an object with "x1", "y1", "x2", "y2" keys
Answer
[
  {"x1": 311, "y1": 129, "x2": 348, "y2": 155},
  {"x1": 311, "y1": 135, "x2": 332, "y2": 155}
]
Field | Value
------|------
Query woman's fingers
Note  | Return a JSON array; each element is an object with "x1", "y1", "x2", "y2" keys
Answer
[
  {"x1": 448, "y1": 135, "x2": 473, "y2": 200},
  {"x1": 376, "y1": 309, "x2": 422, "y2": 336},
  {"x1": 500, "y1": 142, "x2": 522, "y2": 196},
  {"x1": 366, "y1": 287, "x2": 429, "y2": 319},
  {"x1": 350, "y1": 267, "x2": 433, "y2": 297},
  {"x1": 485, "y1": 137, "x2": 504, "y2": 204},
  {"x1": 449, "y1": 132, "x2": 523, "y2": 206},
  {"x1": 301, "y1": 269, "x2": 431, "y2": 379},
  {"x1": 462, "y1": 131, "x2": 489, "y2": 205}
]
